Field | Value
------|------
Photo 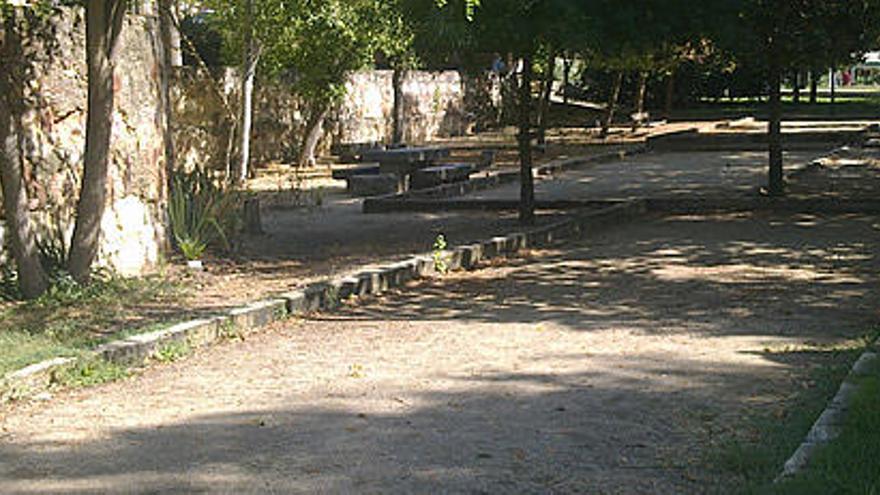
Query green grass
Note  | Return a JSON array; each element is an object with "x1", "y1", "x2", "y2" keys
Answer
[
  {"x1": 769, "y1": 358, "x2": 880, "y2": 495},
  {"x1": 672, "y1": 94, "x2": 880, "y2": 121},
  {"x1": 706, "y1": 335, "x2": 878, "y2": 493},
  {"x1": 0, "y1": 274, "x2": 186, "y2": 377}
]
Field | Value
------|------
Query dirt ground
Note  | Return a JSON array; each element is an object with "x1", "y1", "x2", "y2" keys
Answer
[
  {"x1": 182, "y1": 147, "x2": 832, "y2": 315},
  {"x1": 1, "y1": 212, "x2": 877, "y2": 494}
]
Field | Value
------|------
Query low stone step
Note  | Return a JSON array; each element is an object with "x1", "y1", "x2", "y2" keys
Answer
[
  {"x1": 411, "y1": 163, "x2": 474, "y2": 190},
  {"x1": 331, "y1": 164, "x2": 380, "y2": 180},
  {"x1": 347, "y1": 173, "x2": 404, "y2": 197}
]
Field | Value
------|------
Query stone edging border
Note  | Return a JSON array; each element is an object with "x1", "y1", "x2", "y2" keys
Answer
[
  {"x1": 775, "y1": 339, "x2": 879, "y2": 481},
  {"x1": 0, "y1": 199, "x2": 648, "y2": 404}
]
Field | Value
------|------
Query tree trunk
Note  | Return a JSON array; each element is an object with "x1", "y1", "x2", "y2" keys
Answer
[
  {"x1": 68, "y1": 0, "x2": 127, "y2": 284},
  {"x1": 158, "y1": 0, "x2": 175, "y2": 200},
  {"x1": 791, "y1": 71, "x2": 800, "y2": 103},
  {"x1": 237, "y1": 0, "x2": 258, "y2": 184},
  {"x1": 809, "y1": 69, "x2": 819, "y2": 104},
  {"x1": 299, "y1": 107, "x2": 330, "y2": 168},
  {"x1": 830, "y1": 68, "x2": 836, "y2": 105},
  {"x1": 0, "y1": 14, "x2": 49, "y2": 298},
  {"x1": 562, "y1": 54, "x2": 572, "y2": 104},
  {"x1": 632, "y1": 70, "x2": 648, "y2": 131},
  {"x1": 600, "y1": 71, "x2": 623, "y2": 138},
  {"x1": 664, "y1": 70, "x2": 675, "y2": 119},
  {"x1": 392, "y1": 66, "x2": 406, "y2": 145},
  {"x1": 517, "y1": 52, "x2": 535, "y2": 225},
  {"x1": 767, "y1": 42, "x2": 784, "y2": 197},
  {"x1": 536, "y1": 49, "x2": 556, "y2": 145}
]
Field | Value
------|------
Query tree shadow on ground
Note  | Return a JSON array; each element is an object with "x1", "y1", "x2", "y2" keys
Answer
[
  {"x1": 0, "y1": 212, "x2": 876, "y2": 494},
  {"x1": 329, "y1": 212, "x2": 879, "y2": 342}
]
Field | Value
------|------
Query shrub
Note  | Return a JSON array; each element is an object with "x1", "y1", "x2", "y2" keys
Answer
[{"x1": 168, "y1": 168, "x2": 242, "y2": 261}]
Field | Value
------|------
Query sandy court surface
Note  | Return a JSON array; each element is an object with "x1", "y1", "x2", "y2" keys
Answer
[
  {"x1": 1, "y1": 213, "x2": 878, "y2": 494},
  {"x1": 471, "y1": 151, "x2": 820, "y2": 201}
]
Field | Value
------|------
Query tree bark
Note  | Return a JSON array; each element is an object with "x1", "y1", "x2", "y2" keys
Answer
[
  {"x1": 664, "y1": 70, "x2": 675, "y2": 119},
  {"x1": 562, "y1": 54, "x2": 572, "y2": 104},
  {"x1": 0, "y1": 13, "x2": 49, "y2": 298},
  {"x1": 809, "y1": 69, "x2": 819, "y2": 104},
  {"x1": 600, "y1": 71, "x2": 623, "y2": 138},
  {"x1": 299, "y1": 107, "x2": 330, "y2": 168},
  {"x1": 632, "y1": 70, "x2": 648, "y2": 131},
  {"x1": 767, "y1": 41, "x2": 784, "y2": 197},
  {"x1": 392, "y1": 66, "x2": 406, "y2": 145},
  {"x1": 68, "y1": 0, "x2": 127, "y2": 284},
  {"x1": 237, "y1": 0, "x2": 258, "y2": 184},
  {"x1": 517, "y1": 52, "x2": 535, "y2": 225},
  {"x1": 536, "y1": 49, "x2": 556, "y2": 145},
  {"x1": 829, "y1": 67, "x2": 836, "y2": 105},
  {"x1": 158, "y1": 0, "x2": 175, "y2": 202}
]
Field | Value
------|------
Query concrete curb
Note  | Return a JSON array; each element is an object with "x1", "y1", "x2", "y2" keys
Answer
[
  {"x1": 1, "y1": 199, "x2": 647, "y2": 405},
  {"x1": 775, "y1": 340, "x2": 879, "y2": 481}
]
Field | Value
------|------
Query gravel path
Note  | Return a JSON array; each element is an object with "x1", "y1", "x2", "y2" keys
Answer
[{"x1": 1, "y1": 212, "x2": 877, "y2": 494}]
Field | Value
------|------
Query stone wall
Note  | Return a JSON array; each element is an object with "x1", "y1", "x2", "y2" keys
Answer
[
  {"x1": 0, "y1": 7, "x2": 168, "y2": 276},
  {"x1": 174, "y1": 68, "x2": 491, "y2": 170}
]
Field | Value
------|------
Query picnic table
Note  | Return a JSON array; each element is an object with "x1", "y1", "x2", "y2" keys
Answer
[{"x1": 360, "y1": 146, "x2": 452, "y2": 175}]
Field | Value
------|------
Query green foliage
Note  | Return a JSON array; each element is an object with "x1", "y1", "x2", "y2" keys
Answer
[
  {"x1": 0, "y1": 273, "x2": 183, "y2": 376},
  {"x1": 770, "y1": 359, "x2": 880, "y2": 494},
  {"x1": 169, "y1": 167, "x2": 241, "y2": 261},
  {"x1": 432, "y1": 233, "x2": 448, "y2": 274},
  {"x1": 154, "y1": 340, "x2": 192, "y2": 363},
  {"x1": 50, "y1": 357, "x2": 129, "y2": 388}
]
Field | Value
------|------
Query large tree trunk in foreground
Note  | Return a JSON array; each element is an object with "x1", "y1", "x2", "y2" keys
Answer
[
  {"x1": 68, "y1": 0, "x2": 126, "y2": 284},
  {"x1": 299, "y1": 107, "x2": 329, "y2": 168},
  {"x1": 600, "y1": 71, "x2": 624, "y2": 138},
  {"x1": 536, "y1": 49, "x2": 556, "y2": 146},
  {"x1": 237, "y1": 0, "x2": 258, "y2": 183},
  {"x1": 632, "y1": 71, "x2": 648, "y2": 131},
  {"x1": 0, "y1": 14, "x2": 49, "y2": 298},
  {"x1": 518, "y1": 53, "x2": 535, "y2": 225},
  {"x1": 767, "y1": 42, "x2": 784, "y2": 197}
]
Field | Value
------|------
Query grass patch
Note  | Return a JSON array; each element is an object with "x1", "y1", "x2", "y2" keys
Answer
[
  {"x1": 706, "y1": 335, "x2": 877, "y2": 493},
  {"x1": 49, "y1": 357, "x2": 130, "y2": 389},
  {"x1": 0, "y1": 273, "x2": 186, "y2": 376},
  {"x1": 672, "y1": 94, "x2": 880, "y2": 121},
  {"x1": 153, "y1": 340, "x2": 193, "y2": 363},
  {"x1": 769, "y1": 358, "x2": 880, "y2": 494}
]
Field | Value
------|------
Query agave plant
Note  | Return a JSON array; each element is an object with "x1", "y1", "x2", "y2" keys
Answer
[{"x1": 168, "y1": 168, "x2": 241, "y2": 261}]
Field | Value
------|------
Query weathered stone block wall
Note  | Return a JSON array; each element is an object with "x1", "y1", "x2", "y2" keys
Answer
[
  {"x1": 172, "y1": 67, "x2": 310, "y2": 172},
  {"x1": 0, "y1": 7, "x2": 168, "y2": 276},
  {"x1": 398, "y1": 71, "x2": 470, "y2": 144},
  {"x1": 333, "y1": 71, "x2": 395, "y2": 145},
  {"x1": 172, "y1": 68, "x2": 492, "y2": 171}
]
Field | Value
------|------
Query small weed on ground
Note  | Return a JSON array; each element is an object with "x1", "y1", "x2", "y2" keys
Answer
[{"x1": 154, "y1": 340, "x2": 193, "y2": 363}]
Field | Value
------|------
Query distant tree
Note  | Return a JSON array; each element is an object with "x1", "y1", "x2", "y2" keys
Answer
[{"x1": 718, "y1": 0, "x2": 880, "y2": 195}]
